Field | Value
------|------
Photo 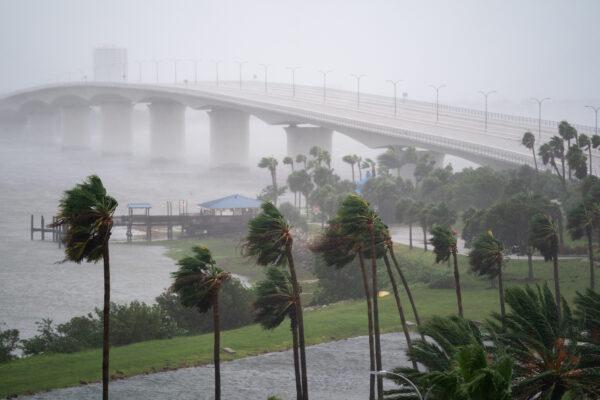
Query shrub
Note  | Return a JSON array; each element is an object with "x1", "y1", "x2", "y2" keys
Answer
[{"x1": 0, "y1": 324, "x2": 19, "y2": 363}]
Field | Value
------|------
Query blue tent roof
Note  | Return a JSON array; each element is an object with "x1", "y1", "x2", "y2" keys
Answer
[
  {"x1": 199, "y1": 194, "x2": 261, "y2": 209},
  {"x1": 128, "y1": 202, "x2": 151, "y2": 209}
]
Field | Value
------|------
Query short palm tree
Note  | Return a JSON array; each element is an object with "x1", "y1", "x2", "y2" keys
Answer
[
  {"x1": 521, "y1": 131, "x2": 538, "y2": 172},
  {"x1": 342, "y1": 154, "x2": 360, "y2": 182},
  {"x1": 52, "y1": 175, "x2": 117, "y2": 400},
  {"x1": 258, "y1": 156, "x2": 280, "y2": 205},
  {"x1": 295, "y1": 154, "x2": 307, "y2": 170},
  {"x1": 567, "y1": 201, "x2": 596, "y2": 291},
  {"x1": 361, "y1": 158, "x2": 377, "y2": 178},
  {"x1": 430, "y1": 225, "x2": 463, "y2": 317},
  {"x1": 243, "y1": 202, "x2": 309, "y2": 400},
  {"x1": 395, "y1": 198, "x2": 417, "y2": 249},
  {"x1": 578, "y1": 133, "x2": 593, "y2": 175},
  {"x1": 529, "y1": 213, "x2": 562, "y2": 313},
  {"x1": 491, "y1": 285, "x2": 600, "y2": 400},
  {"x1": 171, "y1": 246, "x2": 230, "y2": 400},
  {"x1": 255, "y1": 267, "x2": 304, "y2": 400},
  {"x1": 283, "y1": 156, "x2": 295, "y2": 172},
  {"x1": 468, "y1": 231, "x2": 507, "y2": 319}
]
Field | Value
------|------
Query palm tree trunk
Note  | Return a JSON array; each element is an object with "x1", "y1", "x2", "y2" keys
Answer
[
  {"x1": 553, "y1": 254, "x2": 561, "y2": 318},
  {"x1": 452, "y1": 250, "x2": 464, "y2": 317},
  {"x1": 291, "y1": 316, "x2": 303, "y2": 400},
  {"x1": 368, "y1": 226, "x2": 383, "y2": 399},
  {"x1": 408, "y1": 222, "x2": 413, "y2": 249},
  {"x1": 561, "y1": 157, "x2": 566, "y2": 184},
  {"x1": 498, "y1": 263, "x2": 505, "y2": 320},
  {"x1": 351, "y1": 164, "x2": 355, "y2": 182},
  {"x1": 589, "y1": 147, "x2": 593, "y2": 175},
  {"x1": 102, "y1": 244, "x2": 110, "y2": 400},
  {"x1": 358, "y1": 252, "x2": 376, "y2": 400},
  {"x1": 422, "y1": 225, "x2": 428, "y2": 251},
  {"x1": 383, "y1": 254, "x2": 417, "y2": 370},
  {"x1": 587, "y1": 227, "x2": 595, "y2": 291},
  {"x1": 527, "y1": 250, "x2": 534, "y2": 281},
  {"x1": 213, "y1": 291, "x2": 221, "y2": 400},
  {"x1": 286, "y1": 248, "x2": 309, "y2": 400},
  {"x1": 388, "y1": 247, "x2": 424, "y2": 340},
  {"x1": 532, "y1": 148, "x2": 538, "y2": 172},
  {"x1": 567, "y1": 139, "x2": 572, "y2": 180},
  {"x1": 305, "y1": 194, "x2": 309, "y2": 219}
]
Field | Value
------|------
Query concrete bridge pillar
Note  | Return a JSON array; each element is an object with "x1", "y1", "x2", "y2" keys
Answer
[
  {"x1": 60, "y1": 105, "x2": 91, "y2": 149},
  {"x1": 285, "y1": 124, "x2": 333, "y2": 157},
  {"x1": 26, "y1": 111, "x2": 58, "y2": 143},
  {"x1": 148, "y1": 101, "x2": 186, "y2": 160},
  {"x1": 208, "y1": 107, "x2": 250, "y2": 169},
  {"x1": 99, "y1": 102, "x2": 133, "y2": 154}
]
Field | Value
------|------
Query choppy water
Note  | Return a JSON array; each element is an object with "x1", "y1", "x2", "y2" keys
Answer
[{"x1": 20, "y1": 333, "x2": 411, "y2": 400}]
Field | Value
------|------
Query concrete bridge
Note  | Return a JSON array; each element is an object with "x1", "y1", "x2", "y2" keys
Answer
[{"x1": 1, "y1": 80, "x2": 597, "y2": 170}]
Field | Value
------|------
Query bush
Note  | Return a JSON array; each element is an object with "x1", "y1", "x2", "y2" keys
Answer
[{"x1": 0, "y1": 324, "x2": 19, "y2": 363}]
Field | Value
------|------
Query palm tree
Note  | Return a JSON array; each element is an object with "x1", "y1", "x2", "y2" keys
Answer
[
  {"x1": 361, "y1": 158, "x2": 377, "y2": 178},
  {"x1": 521, "y1": 131, "x2": 538, "y2": 172},
  {"x1": 491, "y1": 285, "x2": 600, "y2": 400},
  {"x1": 549, "y1": 136, "x2": 566, "y2": 185},
  {"x1": 529, "y1": 213, "x2": 562, "y2": 314},
  {"x1": 342, "y1": 154, "x2": 360, "y2": 182},
  {"x1": 567, "y1": 202, "x2": 596, "y2": 291},
  {"x1": 242, "y1": 202, "x2": 309, "y2": 400},
  {"x1": 395, "y1": 198, "x2": 417, "y2": 249},
  {"x1": 283, "y1": 156, "x2": 295, "y2": 172},
  {"x1": 559, "y1": 120, "x2": 577, "y2": 179},
  {"x1": 417, "y1": 202, "x2": 431, "y2": 251},
  {"x1": 377, "y1": 146, "x2": 403, "y2": 176},
  {"x1": 430, "y1": 225, "x2": 464, "y2": 317},
  {"x1": 51, "y1": 175, "x2": 117, "y2": 400},
  {"x1": 258, "y1": 156, "x2": 279, "y2": 205},
  {"x1": 468, "y1": 231, "x2": 506, "y2": 319},
  {"x1": 337, "y1": 194, "x2": 386, "y2": 398},
  {"x1": 295, "y1": 154, "x2": 307, "y2": 170},
  {"x1": 578, "y1": 133, "x2": 593, "y2": 175},
  {"x1": 254, "y1": 267, "x2": 304, "y2": 400},
  {"x1": 357, "y1": 156, "x2": 363, "y2": 180},
  {"x1": 311, "y1": 219, "x2": 377, "y2": 400},
  {"x1": 171, "y1": 246, "x2": 230, "y2": 400}
]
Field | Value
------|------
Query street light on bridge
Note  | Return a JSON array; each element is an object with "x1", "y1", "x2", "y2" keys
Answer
[
  {"x1": 478, "y1": 90, "x2": 497, "y2": 131},
  {"x1": 235, "y1": 61, "x2": 247, "y2": 90},
  {"x1": 430, "y1": 84, "x2": 446, "y2": 123},
  {"x1": 318, "y1": 69, "x2": 333, "y2": 103},
  {"x1": 530, "y1": 97, "x2": 551, "y2": 140},
  {"x1": 211, "y1": 60, "x2": 222, "y2": 87},
  {"x1": 153, "y1": 60, "x2": 160, "y2": 83},
  {"x1": 387, "y1": 79, "x2": 402, "y2": 117},
  {"x1": 259, "y1": 63, "x2": 271, "y2": 93},
  {"x1": 172, "y1": 59, "x2": 180, "y2": 84},
  {"x1": 136, "y1": 61, "x2": 144, "y2": 82},
  {"x1": 351, "y1": 74, "x2": 366, "y2": 109},
  {"x1": 189, "y1": 59, "x2": 201, "y2": 84},
  {"x1": 585, "y1": 105, "x2": 599, "y2": 136},
  {"x1": 286, "y1": 66, "x2": 301, "y2": 98}
]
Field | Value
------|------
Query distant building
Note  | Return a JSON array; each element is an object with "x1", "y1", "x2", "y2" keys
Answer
[
  {"x1": 93, "y1": 46, "x2": 128, "y2": 82},
  {"x1": 198, "y1": 194, "x2": 262, "y2": 216}
]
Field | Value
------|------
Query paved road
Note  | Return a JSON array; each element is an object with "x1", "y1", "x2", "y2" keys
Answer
[{"x1": 20, "y1": 333, "x2": 411, "y2": 399}]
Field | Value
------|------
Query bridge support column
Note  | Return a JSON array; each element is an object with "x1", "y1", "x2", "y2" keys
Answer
[
  {"x1": 100, "y1": 102, "x2": 133, "y2": 154},
  {"x1": 285, "y1": 125, "x2": 333, "y2": 157},
  {"x1": 148, "y1": 101, "x2": 186, "y2": 160},
  {"x1": 60, "y1": 105, "x2": 91, "y2": 149},
  {"x1": 26, "y1": 111, "x2": 57, "y2": 143},
  {"x1": 208, "y1": 107, "x2": 249, "y2": 169}
]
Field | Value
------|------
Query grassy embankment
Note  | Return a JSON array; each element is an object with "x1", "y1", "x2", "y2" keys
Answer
[{"x1": 1, "y1": 236, "x2": 593, "y2": 397}]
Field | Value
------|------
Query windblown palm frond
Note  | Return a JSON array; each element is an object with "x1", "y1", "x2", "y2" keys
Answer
[
  {"x1": 242, "y1": 202, "x2": 292, "y2": 266},
  {"x1": 254, "y1": 267, "x2": 296, "y2": 330},
  {"x1": 430, "y1": 224, "x2": 456, "y2": 263},
  {"x1": 529, "y1": 213, "x2": 559, "y2": 261},
  {"x1": 469, "y1": 231, "x2": 504, "y2": 279}
]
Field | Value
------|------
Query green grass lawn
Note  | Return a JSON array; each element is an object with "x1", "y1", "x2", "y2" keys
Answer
[{"x1": 1, "y1": 242, "x2": 593, "y2": 397}]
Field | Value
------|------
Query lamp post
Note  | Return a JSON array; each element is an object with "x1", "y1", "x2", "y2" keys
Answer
[
  {"x1": 318, "y1": 69, "x2": 333, "y2": 103},
  {"x1": 259, "y1": 63, "x2": 271, "y2": 93},
  {"x1": 286, "y1": 66, "x2": 301, "y2": 98},
  {"x1": 235, "y1": 61, "x2": 247, "y2": 90},
  {"x1": 430, "y1": 84, "x2": 446, "y2": 123},
  {"x1": 531, "y1": 97, "x2": 551, "y2": 140},
  {"x1": 371, "y1": 370, "x2": 425, "y2": 400},
  {"x1": 478, "y1": 90, "x2": 497, "y2": 131},
  {"x1": 351, "y1": 74, "x2": 366, "y2": 109},
  {"x1": 153, "y1": 60, "x2": 159, "y2": 83},
  {"x1": 190, "y1": 59, "x2": 201, "y2": 84},
  {"x1": 387, "y1": 79, "x2": 402, "y2": 116},
  {"x1": 212, "y1": 60, "x2": 222, "y2": 87},
  {"x1": 585, "y1": 105, "x2": 599, "y2": 136},
  {"x1": 172, "y1": 59, "x2": 180, "y2": 84}
]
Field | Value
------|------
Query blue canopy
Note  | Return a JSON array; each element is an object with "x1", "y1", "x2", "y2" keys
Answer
[
  {"x1": 127, "y1": 202, "x2": 151, "y2": 209},
  {"x1": 199, "y1": 194, "x2": 261, "y2": 210}
]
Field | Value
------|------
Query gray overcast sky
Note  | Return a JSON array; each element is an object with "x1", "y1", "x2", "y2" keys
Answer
[{"x1": 1, "y1": 0, "x2": 599, "y2": 112}]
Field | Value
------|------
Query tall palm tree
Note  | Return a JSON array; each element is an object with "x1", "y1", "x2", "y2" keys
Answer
[
  {"x1": 521, "y1": 131, "x2": 538, "y2": 172},
  {"x1": 549, "y1": 136, "x2": 566, "y2": 185},
  {"x1": 171, "y1": 246, "x2": 230, "y2": 400},
  {"x1": 559, "y1": 120, "x2": 577, "y2": 179},
  {"x1": 51, "y1": 175, "x2": 117, "y2": 400},
  {"x1": 395, "y1": 198, "x2": 417, "y2": 249},
  {"x1": 567, "y1": 201, "x2": 596, "y2": 291},
  {"x1": 337, "y1": 194, "x2": 386, "y2": 398},
  {"x1": 258, "y1": 156, "x2": 279, "y2": 205},
  {"x1": 430, "y1": 225, "x2": 464, "y2": 317},
  {"x1": 243, "y1": 202, "x2": 309, "y2": 400},
  {"x1": 377, "y1": 146, "x2": 403, "y2": 176},
  {"x1": 468, "y1": 231, "x2": 506, "y2": 319},
  {"x1": 342, "y1": 154, "x2": 360, "y2": 182},
  {"x1": 578, "y1": 133, "x2": 593, "y2": 175},
  {"x1": 295, "y1": 154, "x2": 307, "y2": 170},
  {"x1": 255, "y1": 267, "x2": 304, "y2": 400},
  {"x1": 311, "y1": 219, "x2": 377, "y2": 400},
  {"x1": 283, "y1": 156, "x2": 296, "y2": 206},
  {"x1": 529, "y1": 213, "x2": 562, "y2": 314}
]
